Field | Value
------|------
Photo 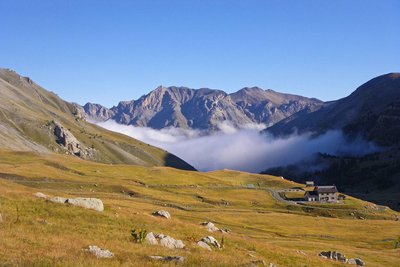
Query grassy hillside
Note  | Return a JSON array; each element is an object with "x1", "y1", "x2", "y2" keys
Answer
[
  {"x1": 0, "y1": 150, "x2": 399, "y2": 266},
  {"x1": 0, "y1": 68, "x2": 194, "y2": 170}
]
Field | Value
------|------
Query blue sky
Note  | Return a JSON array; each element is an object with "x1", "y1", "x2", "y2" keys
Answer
[{"x1": 1, "y1": 0, "x2": 399, "y2": 107}]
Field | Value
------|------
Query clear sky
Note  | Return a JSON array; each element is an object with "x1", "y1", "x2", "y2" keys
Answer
[{"x1": 1, "y1": 0, "x2": 399, "y2": 107}]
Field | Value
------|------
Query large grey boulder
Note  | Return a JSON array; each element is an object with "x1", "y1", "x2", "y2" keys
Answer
[
  {"x1": 318, "y1": 251, "x2": 347, "y2": 262},
  {"x1": 145, "y1": 232, "x2": 158, "y2": 245},
  {"x1": 155, "y1": 234, "x2": 185, "y2": 249},
  {"x1": 66, "y1": 198, "x2": 104, "y2": 212},
  {"x1": 149, "y1": 256, "x2": 185, "y2": 263},
  {"x1": 152, "y1": 210, "x2": 171, "y2": 219},
  {"x1": 85, "y1": 245, "x2": 114, "y2": 258},
  {"x1": 201, "y1": 236, "x2": 221, "y2": 249}
]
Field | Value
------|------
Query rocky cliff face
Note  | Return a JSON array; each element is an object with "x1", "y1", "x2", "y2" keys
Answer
[{"x1": 83, "y1": 86, "x2": 322, "y2": 130}]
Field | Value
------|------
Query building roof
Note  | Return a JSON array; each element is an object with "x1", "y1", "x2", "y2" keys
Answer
[{"x1": 314, "y1": 186, "x2": 338, "y2": 194}]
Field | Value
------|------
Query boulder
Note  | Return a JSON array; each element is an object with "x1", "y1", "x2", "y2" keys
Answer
[
  {"x1": 155, "y1": 234, "x2": 185, "y2": 249},
  {"x1": 149, "y1": 256, "x2": 184, "y2": 263},
  {"x1": 34, "y1": 192, "x2": 48, "y2": 199},
  {"x1": 66, "y1": 198, "x2": 104, "y2": 212},
  {"x1": 145, "y1": 232, "x2": 158, "y2": 245},
  {"x1": 50, "y1": 196, "x2": 68, "y2": 204},
  {"x1": 201, "y1": 236, "x2": 221, "y2": 249},
  {"x1": 196, "y1": 241, "x2": 212, "y2": 251},
  {"x1": 85, "y1": 245, "x2": 114, "y2": 258},
  {"x1": 201, "y1": 221, "x2": 219, "y2": 232},
  {"x1": 348, "y1": 258, "x2": 365, "y2": 266},
  {"x1": 318, "y1": 251, "x2": 347, "y2": 262},
  {"x1": 152, "y1": 210, "x2": 171, "y2": 219}
]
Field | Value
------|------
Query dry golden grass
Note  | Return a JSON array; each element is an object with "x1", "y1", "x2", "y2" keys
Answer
[{"x1": 0, "y1": 150, "x2": 399, "y2": 266}]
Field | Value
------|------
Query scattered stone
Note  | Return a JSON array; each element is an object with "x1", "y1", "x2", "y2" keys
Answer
[
  {"x1": 47, "y1": 195, "x2": 104, "y2": 212},
  {"x1": 155, "y1": 234, "x2": 185, "y2": 249},
  {"x1": 196, "y1": 241, "x2": 212, "y2": 251},
  {"x1": 200, "y1": 236, "x2": 221, "y2": 249},
  {"x1": 0, "y1": 213, "x2": 3, "y2": 223},
  {"x1": 34, "y1": 192, "x2": 48, "y2": 199},
  {"x1": 152, "y1": 210, "x2": 171, "y2": 219},
  {"x1": 66, "y1": 198, "x2": 104, "y2": 212},
  {"x1": 318, "y1": 251, "x2": 347, "y2": 262},
  {"x1": 296, "y1": 250, "x2": 306, "y2": 255},
  {"x1": 85, "y1": 245, "x2": 114, "y2": 258},
  {"x1": 149, "y1": 256, "x2": 184, "y2": 263},
  {"x1": 349, "y1": 212, "x2": 355, "y2": 216},
  {"x1": 145, "y1": 232, "x2": 158, "y2": 245},
  {"x1": 348, "y1": 258, "x2": 365, "y2": 266},
  {"x1": 201, "y1": 221, "x2": 219, "y2": 232},
  {"x1": 269, "y1": 263, "x2": 277, "y2": 267}
]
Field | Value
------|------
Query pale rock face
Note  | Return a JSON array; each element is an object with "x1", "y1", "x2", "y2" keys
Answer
[
  {"x1": 196, "y1": 241, "x2": 212, "y2": 251},
  {"x1": 145, "y1": 232, "x2": 158, "y2": 245},
  {"x1": 200, "y1": 236, "x2": 221, "y2": 249},
  {"x1": 85, "y1": 245, "x2": 114, "y2": 258},
  {"x1": 152, "y1": 210, "x2": 171, "y2": 219}
]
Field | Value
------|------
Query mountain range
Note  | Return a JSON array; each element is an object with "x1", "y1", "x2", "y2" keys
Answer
[
  {"x1": 0, "y1": 68, "x2": 195, "y2": 170},
  {"x1": 83, "y1": 86, "x2": 322, "y2": 130}
]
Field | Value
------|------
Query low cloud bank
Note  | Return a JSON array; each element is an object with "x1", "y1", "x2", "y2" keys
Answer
[{"x1": 96, "y1": 120, "x2": 380, "y2": 173}]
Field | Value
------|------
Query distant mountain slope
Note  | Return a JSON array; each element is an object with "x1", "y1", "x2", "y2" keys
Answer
[
  {"x1": 83, "y1": 86, "x2": 322, "y2": 130},
  {"x1": 267, "y1": 73, "x2": 400, "y2": 146},
  {"x1": 0, "y1": 68, "x2": 195, "y2": 170}
]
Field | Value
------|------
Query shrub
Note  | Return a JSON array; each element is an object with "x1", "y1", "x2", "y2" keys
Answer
[{"x1": 131, "y1": 229, "x2": 148, "y2": 243}]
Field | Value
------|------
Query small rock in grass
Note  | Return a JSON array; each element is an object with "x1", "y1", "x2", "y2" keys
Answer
[
  {"x1": 155, "y1": 234, "x2": 185, "y2": 249},
  {"x1": 201, "y1": 236, "x2": 221, "y2": 249},
  {"x1": 145, "y1": 232, "x2": 158, "y2": 245},
  {"x1": 196, "y1": 241, "x2": 212, "y2": 251},
  {"x1": 149, "y1": 256, "x2": 184, "y2": 263},
  {"x1": 0, "y1": 213, "x2": 3, "y2": 223},
  {"x1": 85, "y1": 245, "x2": 114, "y2": 258},
  {"x1": 201, "y1": 221, "x2": 219, "y2": 232},
  {"x1": 348, "y1": 258, "x2": 365, "y2": 266},
  {"x1": 152, "y1": 210, "x2": 171, "y2": 219},
  {"x1": 34, "y1": 192, "x2": 48, "y2": 199}
]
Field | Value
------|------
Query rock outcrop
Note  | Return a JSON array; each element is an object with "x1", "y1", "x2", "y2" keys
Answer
[
  {"x1": 318, "y1": 251, "x2": 347, "y2": 262},
  {"x1": 53, "y1": 121, "x2": 89, "y2": 157},
  {"x1": 348, "y1": 258, "x2": 365, "y2": 266},
  {"x1": 85, "y1": 245, "x2": 114, "y2": 258},
  {"x1": 152, "y1": 210, "x2": 171, "y2": 219}
]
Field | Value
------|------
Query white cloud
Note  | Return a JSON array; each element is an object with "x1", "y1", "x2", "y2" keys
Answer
[{"x1": 95, "y1": 120, "x2": 380, "y2": 173}]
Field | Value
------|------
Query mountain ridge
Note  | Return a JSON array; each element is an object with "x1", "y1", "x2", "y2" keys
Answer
[{"x1": 83, "y1": 85, "x2": 323, "y2": 130}]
